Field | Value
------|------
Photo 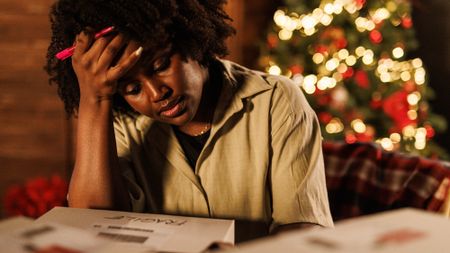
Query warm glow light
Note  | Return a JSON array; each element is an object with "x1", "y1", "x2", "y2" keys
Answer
[
  {"x1": 362, "y1": 55, "x2": 374, "y2": 65},
  {"x1": 403, "y1": 125, "x2": 416, "y2": 138},
  {"x1": 345, "y1": 55, "x2": 357, "y2": 66},
  {"x1": 380, "y1": 72, "x2": 391, "y2": 83},
  {"x1": 337, "y1": 63, "x2": 348, "y2": 74},
  {"x1": 390, "y1": 133, "x2": 401, "y2": 143},
  {"x1": 302, "y1": 15, "x2": 317, "y2": 30},
  {"x1": 407, "y1": 93, "x2": 420, "y2": 105},
  {"x1": 268, "y1": 65, "x2": 282, "y2": 75},
  {"x1": 333, "y1": 2, "x2": 343, "y2": 14},
  {"x1": 372, "y1": 8, "x2": 391, "y2": 23},
  {"x1": 407, "y1": 110, "x2": 418, "y2": 120},
  {"x1": 274, "y1": 10, "x2": 287, "y2": 27},
  {"x1": 320, "y1": 14, "x2": 333, "y2": 26},
  {"x1": 324, "y1": 3, "x2": 334, "y2": 14},
  {"x1": 351, "y1": 119, "x2": 367, "y2": 133},
  {"x1": 412, "y1": 58, "x2": 423, "y2": 68},
  {"x1": 325, "y1": 58, "x2": 340, "y2": 71},
  {"x1": 400, "y1": 71, "x2": 411, "y2": 81},
  {"x1": 326, "y1": 118, "x2": 344, "y2": 134},
  {"x1": 380, "y1": 138, "x2": 394, "y2": 151},
  {"x1": 312, "y1": 53, "x2": 325, "y2": 64},
  {"x1": 278, "y1": 29, "x2": 293, "y2": 40},
  {"x1": 414, "y1": 67, "x2": 426, "y2": 85},
  {"x1": 415, "y1": 140, "x2": 426, "y2": 150},
  {"x1": 355, "y1": 46, "x2": 366, "y2": 57},
  {"x1": 302, "y1": 74, "x2": 317, "y2": 94},
  {"x1": 304, "y1": 28, "x2": 316, "y2": 36},
  {"x1": 292, "y1": 74, "x2": 304, "y2": 86},
  {"x1": 392, "y1": 47, "x2": 404, "y2": 59},
  {"x1": 338, "y1": 49, "x2": 349, "y2": 60}
]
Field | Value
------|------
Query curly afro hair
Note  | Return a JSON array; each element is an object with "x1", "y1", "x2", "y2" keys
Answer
[{"x1": 45, "y1": 0, "x2": 235, "y2": 116}]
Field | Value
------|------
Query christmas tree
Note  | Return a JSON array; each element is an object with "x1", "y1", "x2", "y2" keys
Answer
[{"x1": 259, "y1": 0, "x2": 448, "y2": 158}]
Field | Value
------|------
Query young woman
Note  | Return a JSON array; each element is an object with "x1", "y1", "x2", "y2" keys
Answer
[{"x1": 46, "y1": 0, "x2": 333, "y2": 242}]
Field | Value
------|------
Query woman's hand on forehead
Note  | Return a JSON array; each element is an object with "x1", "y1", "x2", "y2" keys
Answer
[{"x1": 71, "y1": 30, "x2": 143, "y2": 101}]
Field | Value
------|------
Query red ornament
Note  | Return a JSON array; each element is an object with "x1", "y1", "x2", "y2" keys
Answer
[
  {"x1": 403, "y1": 81, "x2": 416, "y2": 93},
  {"x1": 315, "y1": 44, "x2": 328, "y2": 54},
  {"x1": 354, "y1": 70, "x2": 370, "y2": 88},
  {"x1": 402, "y1": 17, "x2": 413, "y2": 29},
  {"x1": 342, "y1": 67, "x2": 354, "y2": 79},
  {"x1": 370, "y1": 98, "x2": 383, "y2": 109},
  {"x1": 345, "y1": 132, "x2": 358, "y2": 144},
  {"x1": 318, "y1": 112, "x2": 333, "y2": 124},
  {"x1": 316, "y1": 94, "x2": 332, "y2": 106},
  {"x1": 355, "y1": 0, "x2": 366, "y2": 8},
  {"x1": 289, "y1": 64, "x2": 304, "y2": 75},
  {"x1": 369, "y1": 30, "x2": 383, "y2": 44},
  {"x1": 424, "y1": 124, "x2": 435, "y2": 139},
  {"x1": 335, "y1": 38, "x2": 348, "y2": 49},
  {"x1": 267, "y1": 34, "x2": 279, "y2": 49},
  {"x1": 382, "y1": 90, "x2": 417, "y2": 131}
]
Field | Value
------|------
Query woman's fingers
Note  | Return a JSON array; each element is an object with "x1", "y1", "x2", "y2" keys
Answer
[
  {"x1": 72, "y1": 31, "x2": 94, "y2": 61},
  {"x1": 107, "y1": 46, "x2": 143, "y2": 81},
  {"x1": 97, "y1": 34, "x2": 127, "y2": 67}
]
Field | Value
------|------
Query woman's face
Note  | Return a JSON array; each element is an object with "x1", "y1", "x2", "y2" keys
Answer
[{"x1": 118, "y1": 51, "x2": 208, "y2": 126}]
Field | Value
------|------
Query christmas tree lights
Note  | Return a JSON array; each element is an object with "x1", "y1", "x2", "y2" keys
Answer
[{"x1": 260, "y1": 0, "x2": 447, "y2": 157}]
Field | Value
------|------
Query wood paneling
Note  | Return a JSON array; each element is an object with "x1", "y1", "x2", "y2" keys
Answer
[{"x1": 0, "y1": 0, "x2": 68, "y2": 218}]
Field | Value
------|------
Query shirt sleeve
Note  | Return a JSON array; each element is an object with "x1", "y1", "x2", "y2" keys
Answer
[
  {"x1": 269, "y1": 77, "x2": 334, "y2": 229},
  {"x1": 113, "y1": 113, "x2": 146, "y2": 212}
]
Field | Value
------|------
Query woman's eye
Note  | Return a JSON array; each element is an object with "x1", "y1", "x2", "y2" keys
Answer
[
  {"x1": 124, "y1": 83, "x2": 142, "y2": 95},
  {"x1": 153, "y1": 56, "x2": 171, "y2": 73}
]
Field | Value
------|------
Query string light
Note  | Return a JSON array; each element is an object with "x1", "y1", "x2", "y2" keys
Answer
[
  {"x1": 312, "y1": 53, "x2": 325, "y2": 64},
  {"x1": 345, "y1": 55, "x2": 357, "y2": 66},
  {"x1": 268, "y1": 65, "x2": 282, "y2": 76},
  {"x1": 392, "y1": 47, "x2": 404, "y2": 59}
]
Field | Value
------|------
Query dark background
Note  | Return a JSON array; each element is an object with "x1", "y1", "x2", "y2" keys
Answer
[{"x1": 0, "y1": 0, "x2": 448, "y2": 218}]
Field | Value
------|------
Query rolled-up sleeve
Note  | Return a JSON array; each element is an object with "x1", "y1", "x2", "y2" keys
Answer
[{"x1": 269, "y1": 79, "x2": 334, "y2": 229}]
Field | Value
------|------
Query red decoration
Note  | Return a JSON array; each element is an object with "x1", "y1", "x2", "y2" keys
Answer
[
  {"x1": 401, "y1": 17, "x2": 413, "y2": 29},
  {"x1": 403, "y1": 81, "x2": 416, "y2": 93},
  {"x1": 425, "y1": 124, "x2": 435, "y2": 139},
  {"x1": 4, "y1": 175, "x2": 68, "y2": 218},
  {"x1": 315, "y1": 44, "x2": 328, "y2": 54},
  {"x1": 335, "y1": 38, "x2": 348, "y2": 49},
  {"x1": 354, "y1": 70, "x2": 370, "y2": 88},
  {"x1": 369, "y1": 30, "x2": 383, "y2": 44},
  {"x1": 370, "y1": 97, "x2": 383, "y2": 109},
  {"x1": 316, "y1": 94, "x2": 332, "y2": 106},
  {"x1": 342, "y1": 67, "x2": 355, "y2": 79},
  {"x1": 345, "y1": 132, "x2": 358, "y2": 144},
  {"x1": 267, "y1": 34, "x2": 279, "y2": 49},
  {"x1": 382, "y1": 90, "x2": 417, "y2": 131},
  {"x1": 355, "y1": 0, "x2": 366, "y2": 8},
  {"x1": 318, "y1": 112, "x2": 333, "y2": 124},
  {"x1": 289, "y1": 64, "x2": 304, "y2": 74}
]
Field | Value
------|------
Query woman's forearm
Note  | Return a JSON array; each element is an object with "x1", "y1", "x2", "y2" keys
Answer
[{"x1": 68, "y1": 97, "x2": 129, "y2": 210}]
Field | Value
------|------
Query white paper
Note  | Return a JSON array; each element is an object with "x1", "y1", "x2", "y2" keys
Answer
[
  {"x1": 35, "y1": 207, "x2": 234, "y2": 253},
  {"x1": 0, "y1": 222, "x2": 110, "y2": 253},
  {"x1": 226, "y1": 208, "x2": 450, "y2": 253}
]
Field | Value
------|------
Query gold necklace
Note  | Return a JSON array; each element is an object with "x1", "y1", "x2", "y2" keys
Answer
[{"x1": 192, "y1": 123, "x2": 211, "y2": 136}]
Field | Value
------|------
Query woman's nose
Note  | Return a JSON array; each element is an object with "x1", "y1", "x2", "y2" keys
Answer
[{"x1": 144, "y1": 79, "x2": 172, "y2": 102}]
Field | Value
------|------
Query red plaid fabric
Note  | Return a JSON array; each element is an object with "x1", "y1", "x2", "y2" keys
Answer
[{"x1": 323, "y1": 141, "x2": 450, "y2": 221}]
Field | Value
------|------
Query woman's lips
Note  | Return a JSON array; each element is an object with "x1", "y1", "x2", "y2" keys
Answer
[{"x1": 160, "y1": 97, "x2": 185, "y2": 118}]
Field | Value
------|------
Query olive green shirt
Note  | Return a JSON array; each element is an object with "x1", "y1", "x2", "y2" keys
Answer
[{"x1": 113, "y1": 59, "x2": 334, "y2": 233}]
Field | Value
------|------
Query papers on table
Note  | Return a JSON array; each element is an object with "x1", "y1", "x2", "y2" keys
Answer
[
  {"x1": 35, "y1": 207, "x2": 234, "y2": 253},
  {"x1": 226, "y1": 208, "x2": 450, "y2": 253}
]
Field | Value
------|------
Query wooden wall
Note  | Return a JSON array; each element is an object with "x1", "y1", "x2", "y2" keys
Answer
[{"x1": 0, "y1": 0, "x2": 68, "y2": 218}]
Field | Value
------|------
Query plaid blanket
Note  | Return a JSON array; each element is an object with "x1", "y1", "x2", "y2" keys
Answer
[{"x1": 323, "y1": 141, "x2": 450, "y2": 221}]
